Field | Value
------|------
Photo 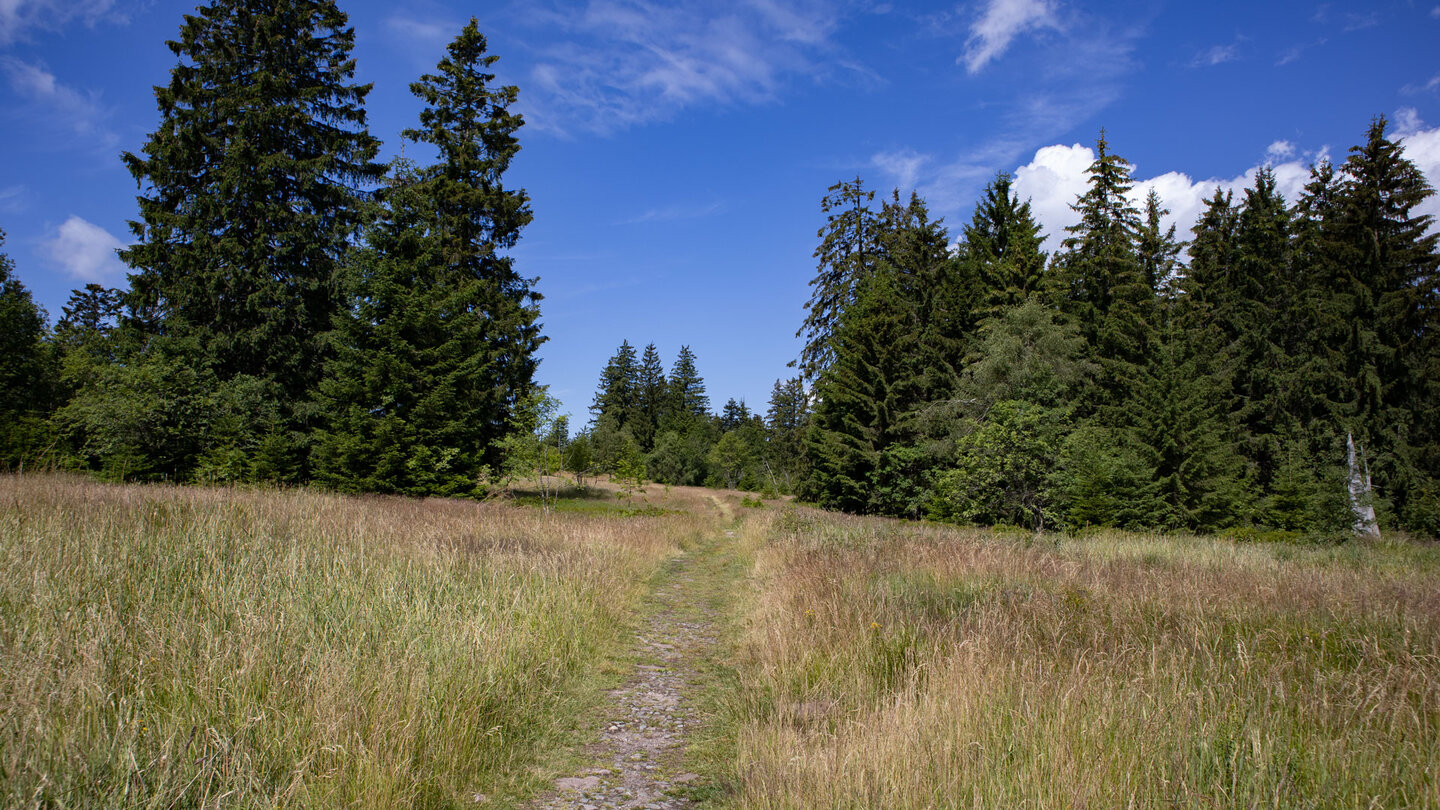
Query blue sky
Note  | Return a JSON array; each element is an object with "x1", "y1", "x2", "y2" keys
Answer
[{"x1": 3, "y1": 0, "x2": 1439, "y2": 422}]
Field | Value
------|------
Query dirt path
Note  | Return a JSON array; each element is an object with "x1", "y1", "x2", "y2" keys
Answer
[{"x1": 527, "y1": 538, "x2": 724, "y2": 809}]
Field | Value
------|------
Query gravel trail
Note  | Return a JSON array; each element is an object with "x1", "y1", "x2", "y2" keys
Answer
[{"x1": 527, "y1": 549, "x2": 718, "y2": 810}]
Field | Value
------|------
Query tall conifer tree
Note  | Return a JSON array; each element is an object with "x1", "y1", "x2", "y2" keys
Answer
[
  {"x1": 796, "y1": 178, "x2": 879, "y2": 381},
  {"x1": 122, "y1": 0, "x2": 383, "y2": 409},
  {"x1": 1325, "y1": 117, "x2": 1440, "y2": 524},
  {"x1": 666, "y1": 345, "x2": 710, "y2": 425},
  {"x1": 592, "y1": 340, "x2": 640, "y2": 426},
  {"x1": 1137, "y1": 189, "x2": 1183, "y2": 298},
  {"x1": 0, "y1": 230, "x2": 56, "y2": 464},
  {"x1": 1048, "y1": 132, "x2": 1153, "y2": 406},
  {"x1": 961, "y1": 172, "x2": 1047, "y2": 320},
  {"x1": 314, "y1": 19, "x2": 540, "y2": 495},
  {"x1": 635, "y1": 343, "x2": 667, "y2": 451}
]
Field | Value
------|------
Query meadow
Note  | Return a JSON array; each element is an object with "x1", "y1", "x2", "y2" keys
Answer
[
  {"x1": 0, "y1": 474, "x2": 710, "y2": 807},
  {"x1": 716, "y1": 510, "x2": 1440, "y2": 808},
  {"x1": 3, "y1": 473, "x2": 1437, "y2": 808}
]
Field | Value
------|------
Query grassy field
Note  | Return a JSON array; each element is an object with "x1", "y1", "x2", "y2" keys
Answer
[
  {"x1": 4, "y1": 474, "x2": 1437, "y2": 808},
  {"x1": 715, "y1": 510, "x2": 1440, "y2": 808},
  {"x1": 0, "y1": 474, "x2": 713, "y2": 808}
]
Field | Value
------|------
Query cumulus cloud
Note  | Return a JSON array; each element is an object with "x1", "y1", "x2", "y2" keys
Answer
[
  {"x1": 1266, "y1": 140, "x2": 1296, "y2": 161},
  {"x1": 1394, "y1": 110, "x2": 1440, "y2": 228},
  {"x1": 0, "y1": 0, "x2": 125, "y2": 44},
  {"x1": 43, "y1": 216, "x2": 126, "y2": 283},
  {"x1": 1008, "y1": 116, "x2": 1440, "y2": 256},
  {"x1": 1011, "y1": 143, "x2": 1094, "y2": 249},
  {"x1": 962, "y1": 0, "x2": 1057, "y2": 74},
  {"x1": 1012, "y1": 144, "x2": 1317, "y2": 253},
  {"x1": 521, "y1": 0, "x2": 853, "y2": 135}
]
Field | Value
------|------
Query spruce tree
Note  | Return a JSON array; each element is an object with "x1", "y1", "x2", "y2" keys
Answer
[
  {"x1": 313, "y1": 20, "x2": 540, "y2": 495},
  {"x1": 802, "y1": 187, "x2": 960, "y2": 516},
  {"x1": 121, "y1": 0, "x2": 383, "y2": 429},
  {"x1": 796, "y1": 178, "x2": 879, "y2": 381},
  {"x1": 764, "y1": 376, "x2": 809, "y2": 491},
  {"x1": 1048, "y1": 131, "x2": 1154, "y2": 406},
  {"x1": 53, "y1": 285, "x2": 125, "y2": 448},
  {"x1": 0, "y1": 230, "x2": 56, "y2": 465},
  {"x1": 665, "y1": 345, "x2": 710, "y2": 426},
  {"x1": 54, "y1": 284, "x2": 124, "y2": 360},
  {"x1": 1128, "y1": 306, "x2": 1249, "y2": 531},
  {"x1": 1229, "y1": 168, "x2": 1299, "y2": 483},
  {"x1": 881, "y1": 191, "x2": 971, "y2": 406},
  {"x1": 961, "y1": 172, "x2": 1047, "y2": 320},
  {"x1": 803, "y1": 268, "x2": 925, "y2": 515},
  {"x1": 635, "y1": 343, "x2": 667, "y2": 451},
  {"x1": 1324, "y1": 117, "x2": 1440, "y2": 526},
  {"x1": 1182, "y1": 188, "x2": 1239, "y2": 315},
  {"x1": 1137, "y1": 189, "x2": 1183, "y2": 298},
  {"x1": 592, "y1": 340, "x2": 640, "y2": 428},
  {"x1": 719, "y1": 398, "x2": 752, "y2": 432}
]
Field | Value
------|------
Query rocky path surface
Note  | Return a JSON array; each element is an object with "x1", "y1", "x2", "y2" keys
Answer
[{"x1": 527, "y1": 545, "x2": 720, "y2": 810}]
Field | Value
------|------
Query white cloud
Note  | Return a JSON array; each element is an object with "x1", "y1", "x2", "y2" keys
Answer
[
  {"x1": 0, "y1": 184, "x2": 23, "y2": 214},
  {"x1": 1275, "y1": 37, "x2": 1326, "y2": 67},
  {"x1": 871, "y1": 149, "x2": 931, "y2": 191},
  {"x1": 0, "y1": 0, "x2": 125, "y2": 45},
  {"x1": 1396, "y1": 111, "x2": 1440, "y2": 229},
  {"x1": 962, "y1": 0, "x2": 1057, "y2": 74},
  {"x1": 1006, "y1": 118, "x2": 1440, "y2": 257},
  {"x1": 1012, "y1": 143, "x2": 1094, "y2": 250},
  {"x1": 1401, "y1": 73, "x2": 1440, "y2": 95},
  {"x1": 1266, "y1": 140, "x2": 1296, "y2": 161},
  {"x1": 1395, "y1": 107, "x2": 1425, "y2": 136},
  {"x1": 1191, "y1": 42, "x2": 1238, "y2": 67},
  {"x1": 1010, "y1": 143, "x2": 1317, "y2": 253},
  {"x1": 43, "y1": 216, "x2": 125, "y2": 283},
  {"x1": 522, "y1": 0, "x2": 852, "y2": 135},
  {"x1": 385, "y1": 15, "x2": 454, "y2": 48},
  {"x1": 1, "y1": 56, "x2": 116, "y2": 151}
]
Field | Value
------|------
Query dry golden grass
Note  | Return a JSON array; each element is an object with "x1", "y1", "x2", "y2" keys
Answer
[
  {"x1": 724, "y1": 509, "x2": 1440, "y2": 808},
  {"x1": 0, "y1": 473, "x2": 710, "y2": 808}
]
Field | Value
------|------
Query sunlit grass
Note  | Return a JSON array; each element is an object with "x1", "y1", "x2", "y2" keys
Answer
[
  {"x1": 721, "y1": 509, "x2": 1440, "y2": 808},
  {"x1": 0, "y1": 473, "x2": 705, "y2": 808}
]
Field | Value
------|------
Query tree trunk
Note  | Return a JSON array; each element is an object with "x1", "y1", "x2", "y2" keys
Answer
[{"x1": 1347, "y1": 433, "x2": 1380, "y2": 539}]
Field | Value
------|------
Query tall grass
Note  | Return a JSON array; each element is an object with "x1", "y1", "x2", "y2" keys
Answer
[
  {"x1": 725, "y1": 509, "x2": 1440, "y2": 808},
  {"x1": 0, "y1": 474, "x2": 704, "y2": 808}
]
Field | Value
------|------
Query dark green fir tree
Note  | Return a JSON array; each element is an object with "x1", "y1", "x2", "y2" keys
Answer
[
  {"x1": 117, "y1": 0, "x2": 384, "y2": 479},
  {"x1": 961, "y1": 172, "x2": 1047, "y2": 320},
  {"x1": 0, "y1": 230, "x2": 57, "y2": 465},
  {"x1": 796, "y1": 178, "x2": 879, "y2": 381},
  {"x1": 313, "y1": 19, "x2": 542, "y2": 496}
]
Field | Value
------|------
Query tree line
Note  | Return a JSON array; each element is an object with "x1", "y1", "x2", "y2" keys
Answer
[
  {"x1": 574, "y1": 341, "x2": 810, "y2": 494},
  {"x1": 797, "y1": 122, "x2": 1438, "y2": 538},
  {"x1": 0, "y1": 2, "x2": 543, "y2": 497}
]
